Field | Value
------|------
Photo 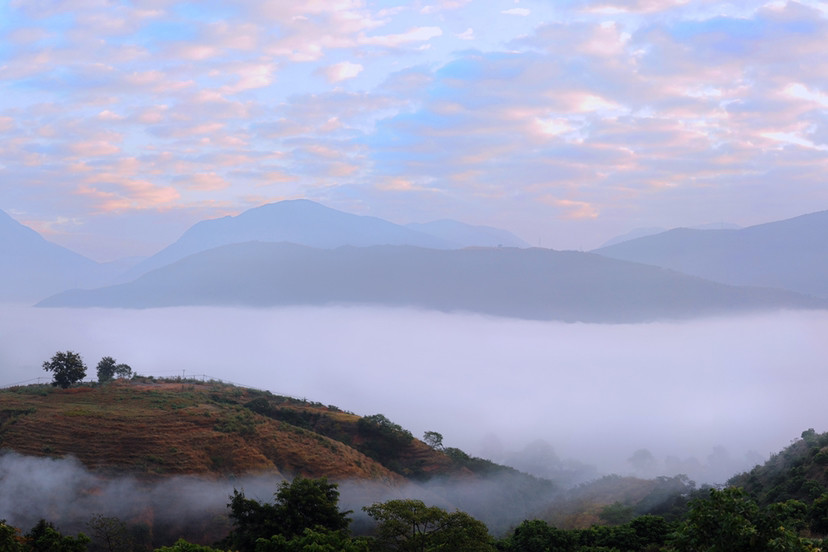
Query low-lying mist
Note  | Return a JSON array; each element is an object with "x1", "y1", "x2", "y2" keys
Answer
[
  {"x1": 0, "y1": 451, "x2": 554, "y2": 538},
  {"x1": 2, "y1": 305, "x2": 827, "y2": 485}
]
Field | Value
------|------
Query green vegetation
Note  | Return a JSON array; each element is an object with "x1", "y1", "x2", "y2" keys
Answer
[
  {"x1": 42, "y1": 351, "x2": 87, "y2": 388},
  {"x1": 95, "y1": 357, "x2": 133, "y2": 383},
  {"x1": 364, "y1": 499, "x2": 495, "y2": 551},
  {"x1": 223, "y1": 477, "x2": 351, "y2": 551}
]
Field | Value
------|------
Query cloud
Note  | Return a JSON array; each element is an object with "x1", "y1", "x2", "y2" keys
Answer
[
  {"x1": 359, "y1": 26, "x2": 443, "y2": 47},
  {"x1": 457, "y1": 28, "x2": 475, "y2": 40},
  {"x1": 502, "y1": 8, "x2": 530, "y2": 16},
  {"x1": 3, "y1": 305, "x2": 828, "y2": 486},
  {"x1": 0, "y1": 116, "x2": 15, "y2": 132},
  {"x1": 323, "y1": 61, "x2": 364, "y2": 83},
  {"x1": 3, "y1": 0, "x2": 828, "y2": 257},
  {"x1": 186, "y1": 173, "x2": 231, "y2": 191}
]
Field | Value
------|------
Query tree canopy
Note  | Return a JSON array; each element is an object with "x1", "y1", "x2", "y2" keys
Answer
[
  {"x1": 363, "y1": 499, "x2": 495, "y2": 552},
  {"x1": 42, "y1": 351, "x2": 87, "y2": 388},
  {"x1": 95, "y1": 356, "x2": 132, "y2": 383},
  {"x1": 223, "y1": 477, "x2": 351, "y2": 552}
]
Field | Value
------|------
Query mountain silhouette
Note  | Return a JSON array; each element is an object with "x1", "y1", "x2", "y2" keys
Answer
[
  {"x1": 39, "y1": 242, "x2": 827, "y2": 322},
  {"x1": 594, "y1": 210, "x2": 828, "y2": 298}
]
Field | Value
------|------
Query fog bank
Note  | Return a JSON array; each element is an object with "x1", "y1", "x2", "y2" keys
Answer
[
  {"x1": 0, "y1": 452, "x2": 553, "y2": 539},
  {"x1": 2, "y1": 305, "x2": 827, "y2": 484}
]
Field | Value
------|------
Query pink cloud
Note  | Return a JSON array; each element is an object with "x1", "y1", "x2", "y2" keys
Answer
[
  {"x1": 323, "y1": 61, "x2": 364, "y2": 83},
  {"x1": 68, "y1": 140, "x2": 122, "y2": 157},
  {"x1": 0, "y1": 117, "x2": 15, "y2": 132},
  {"x1": 187, "y1": 172, "x2": 231, "y2": 191},
  {"x1": 359, "y1": 26, "x2": 443, "y2": 47}
]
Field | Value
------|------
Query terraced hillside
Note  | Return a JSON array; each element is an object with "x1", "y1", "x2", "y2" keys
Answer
[{"x1": 0, "y1": 379, "x2": 460, "y2": 481}]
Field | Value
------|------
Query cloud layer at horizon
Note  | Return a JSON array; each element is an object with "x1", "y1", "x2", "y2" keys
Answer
[
  {"x1": 1, "y1": 1, "x2": 827, "y2": 259},
  {"x1": 3, "y1": 305, "x2": 828, "y2": 484}
]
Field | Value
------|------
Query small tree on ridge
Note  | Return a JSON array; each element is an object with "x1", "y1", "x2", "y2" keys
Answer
[{"x1": 42, "y1": 351, "x2": 87, "y2": 389}]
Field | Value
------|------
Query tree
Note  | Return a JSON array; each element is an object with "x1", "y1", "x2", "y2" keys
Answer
[
  {"x1": 224, "y1": 477, "x2": 352, "y2": 552},
  {"x1": 154, "y1": 538, "x2": 229, "y2": 551},
  {"x1": 42, "y1": 351, "x2": 87, "y2": 388},
  {"x1": 0, "y1": 520, "x2": 22, "y2": 552},
  {"x1": 96, "y1": 357, "x2": 132, "y2": 383},
  {"x1": 87, "y1": 514, "x2": 132, "y2": 552},
  {"x1": 422, "y1": 431, "x2": 443, "y2": 450},
  {"x1": 364, "y1": 499, "x2": 495, "y2": 552},
  {"x1": 505, "y1": 519, "x2": 568, "y2": 552},
  {"x1": 24, "y1": 519, "x2": 90, "y2": 552},
  {"x1": 254, "y1": 527, "x2": 369, "y2": 552},
  {"x1": 673, "y1": 487, "x2": 816, "y2": 552}
]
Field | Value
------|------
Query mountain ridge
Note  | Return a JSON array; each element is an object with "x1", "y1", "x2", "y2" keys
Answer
[
  {"x1": 594, "y1": 209, "x2": 828, "y2": 298},
  {"x1": 38, "y1": 241, "x2": 828, "y2": 322},
  {"x1": 125, "y1": 199, "x2": 528, "y2": 279},
  {"x1": 0, "y1": 209, "x2": 112, "y2": 302}
]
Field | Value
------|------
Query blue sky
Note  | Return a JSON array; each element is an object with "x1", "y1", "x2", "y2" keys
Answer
[{"x1": 1, "y1": 0, "x2": 827, "y2": 260}]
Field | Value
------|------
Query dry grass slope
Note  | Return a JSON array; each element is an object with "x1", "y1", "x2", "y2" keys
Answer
[{"x1": 0, "y1": 379, "x2": 457, "y2": 482}]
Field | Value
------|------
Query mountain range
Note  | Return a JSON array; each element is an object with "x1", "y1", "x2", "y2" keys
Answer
[
  {"x1": 594, "y1": 210, "x2": 828, "y2": 298},
  {"x1": 124, "y1": 199, "x2": 529, "y2": 278},
  {"x1": 4, "y1": 200, "x2": 828, "y2": 321},
  {"x1": 37, "y1": 241, "x2": 826, "y2": 323}
]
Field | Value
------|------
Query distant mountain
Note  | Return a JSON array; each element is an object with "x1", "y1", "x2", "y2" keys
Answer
[
  {"x1": 39, "y1": 242, "x2": 827, "y2": 322},
  {"x1": 406, "y1": 219, "x2": 529, "y2": 248},
  {"x1": 600, "y1": 227, "x2": 667, "y2": 248},
  {"x1": 600, "y1": 223, "x2": 741, "y2": 248},
  {"x1": 594, "y1": 210, "x2": 828, "y2": 298},
  {"x1": 125, "y1": 200, "x2": 458, "y2": 278},
  {"x1": 0, "y1": 209, "x2": 111, "y2": 302}
]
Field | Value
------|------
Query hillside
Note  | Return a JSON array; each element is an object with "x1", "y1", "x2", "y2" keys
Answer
[
  {"x1": 39, "y1": 241, "x2": 828, "y2": 322},
  {"x1": 594, "y1": 210, "x2": 828, "y2": 298},
  {"x1": 728, "y1": 428, "x2": 828, "y2": 506},
  {"x1": 0, "y1": 379, "x2": 478, "y2": 481},
  {"x1": 0, "y1": 379, "x2": 558, "y2": 541}
]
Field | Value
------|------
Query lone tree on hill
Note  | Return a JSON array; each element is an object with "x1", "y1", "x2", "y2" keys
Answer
[
  {"x1": 96, "y1": 356, "x2": 133, "y2": 383},
  {"x1": 42, "y1": 351, "x2": 87, "y2": 388}
]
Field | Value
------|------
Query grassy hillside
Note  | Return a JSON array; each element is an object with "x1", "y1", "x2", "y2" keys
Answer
[
  {"x1": 0, "y1": 377, "x2": 551, "y2": 487},
  {"x1": 0, "y1": 378, "x2": 476, "y2": 481}
]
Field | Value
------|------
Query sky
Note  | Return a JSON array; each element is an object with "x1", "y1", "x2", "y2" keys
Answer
[{"x1": 1, "y1": 0, "x2": 828, "y2": 261}]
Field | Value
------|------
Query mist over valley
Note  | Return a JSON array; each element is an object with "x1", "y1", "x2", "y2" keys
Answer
[{"x1": 3, "y1": 304, "x2": 825, "y2": 486}]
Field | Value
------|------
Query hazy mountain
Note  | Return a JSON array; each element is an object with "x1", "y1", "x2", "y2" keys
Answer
[
  {"x1": 39, "y1": 242, "x2": 826, "y2": 322},
  {"x1": 125, "y1": 199, "x2": 455, "y2": 278},
  {"x1": 406, "y1": 219, "x2": 529, "y2": 248},
  {"x1": 594, "y1": 210, "x2": 828, "y2": 298},
  {"x1": 600, "y1": 222, "x2": 741, "y2": 248},
  {"x1": 0, "y1": 209, "x2": 111, "y2": 302}
]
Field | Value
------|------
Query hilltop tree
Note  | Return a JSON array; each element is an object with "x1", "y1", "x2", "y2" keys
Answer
[
  {"x1": 422, "y1": 431, "x2": 443, "y2": 450},
  {"x1": 96, "y1": 357, "x2": 132, "y2": 383},
  {"x1": 42, "y1": 351, "x2": 87, "y2": 389}
]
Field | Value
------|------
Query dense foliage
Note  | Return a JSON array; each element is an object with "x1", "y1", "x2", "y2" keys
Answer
[
  {"x1": 223, "y1": 477, "x2": 351, "y2": 551},
  {"x1": 42, "y1": 351, "x2": 87, "y2": 388}
]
